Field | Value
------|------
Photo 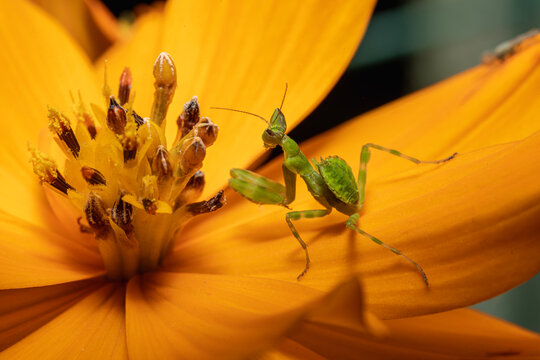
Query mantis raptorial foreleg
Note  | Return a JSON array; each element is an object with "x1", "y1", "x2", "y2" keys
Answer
[
  {"x1": 230, "y1": 169, "x2": 287, "y2": 206},
  {"x1": 229, "y1": 163, "x2": 297, "y2": 207},
  {"x1": 231, "y1": 165, "x2": 327, "y2": 280},
  {"x1": 358, "y1": 143, "x2": 456, "y2": 208},
  {"x1": 286, "y1": 208, "x2": 332, "y2": 280}
]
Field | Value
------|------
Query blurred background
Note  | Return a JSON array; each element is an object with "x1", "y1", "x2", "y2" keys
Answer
[{"x1": 103, "y1": 0, "x2": 540, "y2": 332}]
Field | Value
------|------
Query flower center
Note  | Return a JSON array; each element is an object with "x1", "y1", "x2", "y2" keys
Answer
[{"x1": 29, "y1": 52, "x2": 224, "y2": 280}]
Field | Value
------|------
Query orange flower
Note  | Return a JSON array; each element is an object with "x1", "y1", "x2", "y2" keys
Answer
[
  {"x1": 1, "y1": 0, "x2": 539, "y2": 358},
  {"x1": 29, "y1": 0, "x2": 120, "y2": 60}
]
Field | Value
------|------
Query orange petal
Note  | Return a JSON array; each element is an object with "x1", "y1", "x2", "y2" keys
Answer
[
  {"x1": 0, "y1": 283, "x2": 127, "y2": 358},
  {"x1": 268, "y1": 309, "x2": 540, "y2": 359},
  {"x1": 125, "y1": 273, "x2": 376, "y2": 359},
  {"x1": 260, "y1": 339, "x2": 326, "y2": 360},
  {"x1": 98, "y1": 0, "x2": 376, "y2": 196},
  {"x1": 0, "y1": 0, "x2": 102, "y2": 227},
  {"x1": 29, "y1": 0, "x2": 119, "y2": 60},
  {"x1": 0, "y1": 278, "x2": 103, "y2": 351},
  {"x1": 84, "y1": 0, "x2": 121, "y2": 44},
  {"x1": 0, "y1": 212, "x2": 103, "y2": 289},
  {"x1": 167, "y1": 129, "x2": 540, "y2": 319}
]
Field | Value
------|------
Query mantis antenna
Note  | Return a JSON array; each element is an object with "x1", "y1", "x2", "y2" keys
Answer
[
  {"x1": 210, "y1": 107, "x2": 269, "y2": 124},
  {"x1": 279, "y1": 83, "x2": 288, "y2": 110},
  {"x1": 211, "y1": 83, "x2": 288, "y2": 122}
]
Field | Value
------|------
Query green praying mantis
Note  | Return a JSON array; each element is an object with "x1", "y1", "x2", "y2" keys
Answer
[{"x1": 212, "y1": 88, "x2": 456, "y2": 287}]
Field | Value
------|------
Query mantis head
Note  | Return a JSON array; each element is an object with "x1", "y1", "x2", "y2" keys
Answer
[
  {"x1": 262, "y1": 108, "x2": 287, "y2": 148},
  {"x1": 210, "y1": 84, "x2": 289, "y2": 149}
]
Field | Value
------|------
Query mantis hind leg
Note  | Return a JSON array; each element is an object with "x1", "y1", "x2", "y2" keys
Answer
[
  {"x1": 357, "y1": 143, "x2": 456, "y2": 208},
  {"x1": 346, "y1": 213, "x2": 429, "y2": 287},
  {"x1": 285, "y1": 208, "x2": 331, "y2": 281}
]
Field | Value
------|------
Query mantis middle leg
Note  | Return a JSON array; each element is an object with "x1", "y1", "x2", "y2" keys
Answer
[
  {"x1": 286, "y1": 208, "x2": 331, "y2": 281},
  {"x1": 357, "y1": 143, "x2": 456, "y2": 208}
]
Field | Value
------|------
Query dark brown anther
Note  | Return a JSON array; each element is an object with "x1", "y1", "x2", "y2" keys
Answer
[
  {"x1": 50, "y1": 172, "x2": 75, "y2": 195},
  {"x1": 177, "y1": 96, "x2": 200, "y2": 138},
  {"x1": 122, "y1": 134, "x2": 138, "y2": 162},
  {"x1": 186, "y1": 190, "x2": 226, "y2": 215},
  {"x1": 185, "y1": 170, "x2": 205, "y2": 193},
  {"x1": 195, "y1": 117, "x2": 219, "y2": 147},
  {"x1": 84, "y1": 192, "x2": 110, "y2": 238},
  {"x1": 107, "y1": 96, "x2": 127, "y2": 134},
  {"x1": 83, "y1": 113, "x2": 97, "y2": 139},
  {"x1": 72, "y1": 92, "x2": 98, "y2": 139},
  {"x1": 29, "y1": 145, "x2": 75, "y2": 194},
  {"x1": 123, "y1": 148, "x2": 137, "y2": 162},
  {"x1": 175, "y1": 170, "x2": 205, "y2": 206},
  {"x1": 81, "y1": 166, "x2": 107, "y2": 186},
  {"x1": 77, "y1": 216, "x2": 93, "y2": 234},
  {"x1": 120, "y1": 121, "x2": 139, "y2": 163},
  {"x1": 140, "y1": 175, "x2": 159, "y2": 214},
  {"x1": 118, "y1": 67, "x2": 132, "y2": 105},
  {"x1": 48, "y1": 108, "x2": 80, "y2": 158},
  {"x1": 152, "y1": 145, "x2": 172, "y2": 181},
  {"x1": 142, "y1": 198, "x2": 158, "y2": 215},
  {"x1": 180, "y1": 137, "x2": 206, "y2": 170},
  {"x1": 111, "y1": 194, "x2": 133, "y2": 232},
  {"x1": 132, "y1": 110, "x2": 145, "y2": 127}
]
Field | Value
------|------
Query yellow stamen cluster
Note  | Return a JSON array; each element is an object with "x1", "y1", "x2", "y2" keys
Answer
[{"x1": 29, "y1": 52, "x2": 225, "y2": 280}]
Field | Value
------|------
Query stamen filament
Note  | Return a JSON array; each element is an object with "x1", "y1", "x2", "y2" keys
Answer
[
  {"x1": 84, "y1": 192, "x2": 123, "y2": 280},
  {"x1": 151, "y1": 52, "x2": 177, "y2": 127}
]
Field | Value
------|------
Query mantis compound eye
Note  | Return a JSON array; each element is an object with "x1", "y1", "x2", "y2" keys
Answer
[{"x1": 262, "y1": 128, "x2": 280, "y2": 148}]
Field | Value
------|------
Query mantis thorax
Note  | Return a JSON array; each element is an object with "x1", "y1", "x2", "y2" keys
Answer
[{"x1": 281, "y1": 135, "x2": 300, "y2": 156}]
